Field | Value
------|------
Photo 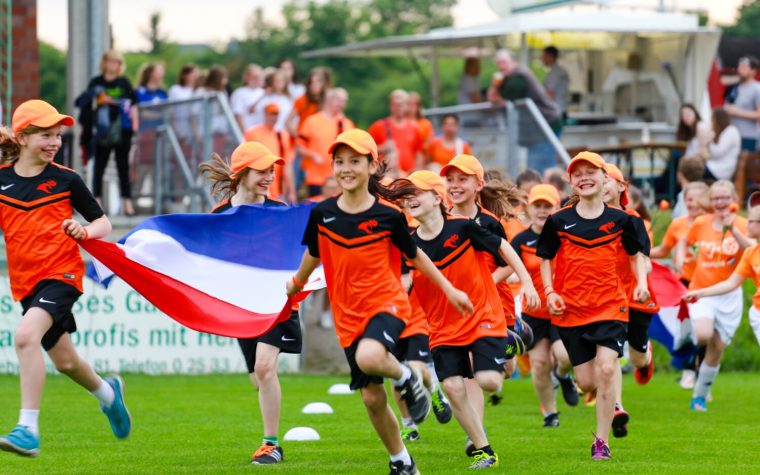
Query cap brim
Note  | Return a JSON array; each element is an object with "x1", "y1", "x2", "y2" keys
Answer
[
  {"x1": 529, "y1": 196, "x2": 558, "y2": 206},
  {"x1": 33, "y1": 114, "x2": 75, "y2": 129},
  {"x1": 255, "y1": 155, "x2": 285, "y2": 169},
  {"x1": 567, "y1": 158, "x2": 603, "y2": 174},
  {"x1": 440, "y1": 163, "x2": 476, "y2": 177},
  {"x1": 328, "y1": 139, "x2": 377, "y2": 161}
]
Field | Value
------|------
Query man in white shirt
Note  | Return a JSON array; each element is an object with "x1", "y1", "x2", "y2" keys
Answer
[
  {"x1": 230, "y1": 64, "x2": 264, "y2": 132},
  {"x1": 726, "y1": 56, "x2": 760, "y2": 152}
]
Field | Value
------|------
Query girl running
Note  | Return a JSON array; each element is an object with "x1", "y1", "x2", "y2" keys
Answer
[
  {"x1": 199, "y1": 141, "x2": 299, "y2": 465},
  {"x1": 601, "y1": 163, "x2": 659, "y2": 438},
  {"x1": 0, "y1": 100, "x2": 130, "y2": 457},
  {"x1": 286, "y1": 129, "x2": 473, "y2": 475},
  {"x1": 536, "y1": 151, "x2": 649, "y2": 460},
  {"x1": 402, "y1": 170, "x2": 539, "y2": 469},
  {"x1": 678, "y1": 180, "x2": 752, "y2": 412},
  {"x1": 684, "y1": 205, "x2": 760, "y2": 346},
  {"x1": 511, "y1": 184, "x2": 578, "y2": 428}
]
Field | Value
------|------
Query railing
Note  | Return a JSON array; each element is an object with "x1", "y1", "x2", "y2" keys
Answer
[
  {"x1": 131, "y1": 93, "x2": 243, "y2": 214},
  {"x1": 422, "y1": 99, "x2": 570, "y2": 178}
]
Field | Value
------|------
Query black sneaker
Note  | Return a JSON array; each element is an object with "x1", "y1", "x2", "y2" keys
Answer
[
  {"x1": 389, "y1": 456, "x2": 420, "y2": 475},
  {"x1": 251, "y1": 443, "x2": 283, "y2": 464},
  {"x1": 431, "y1": 386, "x2": 452, "y2": 423},
  {"x1": 401, "y1": 426, "x2": 420, "y2": 441},
  {"x1": 554, "y1": 369, "x2": 580, "y2": 407},
  {"x1": 612, "y1": 408, "x2": 629, "y2": 438},
  {"x1": 543, "y1": 412, "x2": 560, "y2": 427},
  {"x1": 397, "y1": 368, "x2": 430, "y2": 424}
]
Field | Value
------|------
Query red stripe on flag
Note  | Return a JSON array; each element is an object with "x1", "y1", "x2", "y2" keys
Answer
[
  {"x1": 81, "y1": 239, "x2": 304, "y2": 339},
  {"x1": 650, "y1": 261, "x2": 687, "y2": 308}
]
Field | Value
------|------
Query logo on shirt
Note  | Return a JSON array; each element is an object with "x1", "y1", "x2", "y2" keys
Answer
[
  {"x1": 443, "y1": 234, "x2": 460, "y2": 249},
  {"x1": 323, "y1": 216, "x2": 336, "y2": 223},
  {"x1": 599, "y1": 221, "x2": 616, "y2": 234},
  {"x1": 358, "y1": 219, "x2": 379, "y2": 234},
  {"x1": 37, "y1": 180, "x2": 57, "y2": 194},
  {"x1": 0, "y1": 184, "x2": 13, "y2": 191},
  {"x1": 563, "y1": 223, "x2": 577, "y2": 230},
  {"x1": 526, "y1": 239, "x2": 537, "y2": 246}
]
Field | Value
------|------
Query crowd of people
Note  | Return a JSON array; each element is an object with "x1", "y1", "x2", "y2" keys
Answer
[{"x1": 1, "y1": 46, "x2": 759, "y2": 474}]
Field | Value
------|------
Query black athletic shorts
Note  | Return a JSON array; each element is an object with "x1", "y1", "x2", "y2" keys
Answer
[
  {"x1": 343, "y1": 313, "x2": 406, "y2": 390},
  {"x1": 558, "y1": 321, "x2": 627, "y2": 367},
  {"x1": 21, "y1": 279, "x2": 82, "y2": 351},
  {"x1": 432, "y1": 336, "x2": 508, "y2": 381},
  {"x1": 238, "y1": 310, "x2": 302, "y2": 373},
  {"x1": 522, "y1": 315, "x2": 560, "y2": 344},
  {"x1": 392, "y1": 334, "x2": 432, "y2": 364},
  {"x1": 627, "y1": 309, "x2": 654, "y2": 354}
]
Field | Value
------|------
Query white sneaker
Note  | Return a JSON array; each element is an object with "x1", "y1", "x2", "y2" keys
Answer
[{"x1": 680, "y1": 369, "x2": 696, "y2": 390}]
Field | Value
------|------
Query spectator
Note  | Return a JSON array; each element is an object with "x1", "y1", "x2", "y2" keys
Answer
[
  {"x1": 297, "y1": 87, "x2": 355, "y2": 197},
  {"x1": 725, "y1": 56, "x2": 760, "y2": 152},
  {"x1": 543, "y1": 166, "x2": 570, "y2": 203},
  {"x1": 135, "y1": 62, "x2": 168, "y2": 129},
  {"x1": 678, "y1": 104, "x2": 712, "y2": 159},
  {"x1": 487, "y1": 49, "x2": 562, "y2": 174},
  {"x1": 705, "y1": 108, "x2": 741, "y2": 182},
  {"x1": 194, "y1": 66, "x2": 233, "y2": 155},
  {"x1": 541, "y1": 46, "x2": 569, "y2": 120},
  {"x1": 230, "y1": 64, "x2": 264, "y2": 132},
  {"x1": 425, "y1": 113, "x2": 471, "y2": 170},
  {"x1": 87, "y1": 50, "x2": 139, "y2": 216},
  {"x1": 286, "y1": 67, "x2": 331, "y2": 137},
  {"x1": 168, "y1": 64, "x2": 199, "y2": 140},
  {"x1": 458, "y1": 56, "x2": 482, "y2": 125},
  {"x1": 368, "y1": 89, "x2": 424, "y2": 176},
  {"x1": 251, "y1": 70, "x2": 293, "y2": 132},
  {"x1": 279, "y1": 58, "x2": 305, "y2": 99},
  {"x1": 407, "y1": 92, "x2": 434, "y2": 146},
  {"x1": 244, "y1": 103, "x2": 295, "y2": 202},
  {"x1": 671, "y1": 155, "x2": 706, "y2": 219}
]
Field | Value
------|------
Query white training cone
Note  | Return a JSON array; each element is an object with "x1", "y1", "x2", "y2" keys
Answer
[
  {"x1": 302, "y1": 402, "x2": 333, "y2": 414},
  {"x1": 328, "y1": 383, "x2": 354, "y2": 395},
  {"x1": 283, "y1": 427, "x2": 320, "y2": 441}
]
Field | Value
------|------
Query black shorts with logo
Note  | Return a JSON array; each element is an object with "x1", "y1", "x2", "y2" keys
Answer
[
  {"x1": 522, "y1": 314, "x2": 560, "y2": 344},
  {"x1": 343, "y1": 312, "x2": 406, "y2": 390},
  {"x1": 558, "y1": 321, "x2": 627, "y2": 367},
  {"x1": 392, "y1": 334, "x2": 432, "y2": 364},
  {"x1": 627, "y1": 309, "x2": 654, "y2": 353},
  {"x1": 432, "y1": 336, "x2": 508, "y2": 381},
  {"x1": 21, "y1": 279, "x2": 82, "y2": 351},
  {"x1": 238, "y1": 310, "x2": 302, "y2": 373}
]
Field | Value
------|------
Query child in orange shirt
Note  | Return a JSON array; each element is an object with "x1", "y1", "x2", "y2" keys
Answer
[
  {"x1": 537, "y1": 152, "x2": 649, "y2": 460},
  {"x1": 425, "y1": 114, "x2": 472, "y2": 169},
  {"x1": 680, "y1": 180, "x2": 753, "y2": 412},
  {"x1": 286, "y1": 130, "x2": 472, "y2": 474}
]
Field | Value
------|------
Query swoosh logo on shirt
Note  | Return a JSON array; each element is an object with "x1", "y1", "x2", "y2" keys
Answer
[
  {"x1": 564, "y1": 223, "x2": 577, "y2": 230},
  {"x1": 527, "y1": 239, "x2": 537, "y2": 246},
  {"x1": 323, "y1": 216, "x2": 336, "y2": 223},
  {"x1": 1, "y1": 184, "x2": 13, "y2": 190}
]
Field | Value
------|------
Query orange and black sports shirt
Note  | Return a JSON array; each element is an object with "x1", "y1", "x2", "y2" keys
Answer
[
  {"x1": 536, "y1": 204, "x2": 647, "y2": 328},
  {"x1": 406, "y1": 215, "x2": 506, "y2": 349},
  {"x1": 615, "y1": 209, "x2": 659, "y2": 314},
  {"x1": 511, "y1": 227, "x2": 551, "y2": 319},
  {"x1": 473, "y1": 206, "x2": 516, "y2": 326},
  {"x1": 302, "y1": 196, "x2": 417, "y2": 348},
  {"x1": 0, "y1": 162, "x2": 104, "y2": 301}
]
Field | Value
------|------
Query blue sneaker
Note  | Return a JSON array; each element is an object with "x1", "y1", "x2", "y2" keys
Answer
[
  {"x1": 0, "y1": 425, "x2": 40, "y2": 457},
  {"x1": 690, "y1": 396, "x2": 707, "y2": 412},
  {"x1": 102, "y1": 375, "x2": 132, "y2": 439}
]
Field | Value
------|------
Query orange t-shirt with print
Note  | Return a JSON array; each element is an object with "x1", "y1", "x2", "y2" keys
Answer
[
  {"x1": 735, "y1": 244, "x2": 760, "y2": 310},
  {"x1": 686, "y1": 214, "x2": 748, "y2": 290}
]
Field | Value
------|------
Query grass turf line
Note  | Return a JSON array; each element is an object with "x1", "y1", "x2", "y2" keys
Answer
[{"x1": 0, "y1": 373, "x2": 758, "y2": 474}]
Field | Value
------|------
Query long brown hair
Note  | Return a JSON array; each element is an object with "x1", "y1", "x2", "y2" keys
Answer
[
  {"x1": 479, "y1": 177, "x2": 523, "y2": 220},
  {"x1": 199, "y1": 153, "x2": 246, "y2": 200},
  {"x1": 304, "y1": 68, "x2": 332, "y2": 105},
  {"x1": 0, "y1": 125, "x2": 47, "y2": 164},
  {"x1": 712, "y1": 108, "x2": 731, "y2": 142},
  {"x1": 676, "y1": 103, "x2": 701, "y2": 142}
]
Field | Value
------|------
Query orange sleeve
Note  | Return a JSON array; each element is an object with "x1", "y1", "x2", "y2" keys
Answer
[
  {"x1": 368, "y1": 120, "x2": 387, "y2": 145},
  {"x1": 281, "y1": 131, "x2": 295, "y2": 162},
  {"x1": 661, "y1": 221, "x2": 678, "y2": 249},
  {"x1": 463, "y1": 141, "x2": 472, "y2": 155},
  {"x1": 735, "y1": 247, "x2": 755, "y2": 279},
  {"x1": 296, "y1": 116, "x2": 313, "y2": 148}
]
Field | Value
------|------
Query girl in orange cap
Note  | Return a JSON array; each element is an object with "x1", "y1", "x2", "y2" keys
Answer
[
  {"x1": 286, "y1": 129, "x2": 473, "y2": 474},
  {"x1": 200, "y1": 142, "x2": 297, "y2": 465},
  {"x1": 402, "y1": 169, "x2": 539, "y2": 469},
  {"x1": 511, "y1": 184, "x2": 578, "y2": 428},
  {"x1": 536, "y1": 151, "x2": 649, "y2": 460},
  {"x1": 0, "y1": 100, "x2": 129, "y2": 457}
]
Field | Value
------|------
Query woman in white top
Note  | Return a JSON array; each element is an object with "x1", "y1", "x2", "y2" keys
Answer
[
  {"x1": 279, "y1": 58, "x2": 305, "y2": 100},
  {"x1": 706, "y1": 108, "x2": 742, "y2": 181},
  {"x1": 677, "y1": 104, "x2": 712, "y2": 159},
  {"x1": 251, "y1": 70, "x2": 293, "y2": 131},
  {"x1": 230, "y1": 64, "x2": 264, "y2": 132}
]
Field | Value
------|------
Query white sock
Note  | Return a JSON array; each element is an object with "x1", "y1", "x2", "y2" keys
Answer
[
  {"x1": 401, "y1": 417, "x2": 415, "y2": 428},
  {"x1": 694, "y1": 364, "x2": 720, "y2": 399},
  {"x1": 90, "y1": 378, "x2": 116, "y2": 407},
  {"x1": 18, "y1": 409, "x2": 39, "y2": 436},
  {"x1": 396, "y1": 364, "x2": 412, "y2": 386},
  {"x1": 389, "y1": 446, "x2": 412, "y2": 465},
  {"x1": 427, "y1": 363, "x2": 440, "y2": 391}
]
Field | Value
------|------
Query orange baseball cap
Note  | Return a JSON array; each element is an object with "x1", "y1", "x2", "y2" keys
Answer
[
  {"x1": 567, "y1": 151, "x2": 605, "y2": 175},
  {"x1": 408, "y1": 170, "x2": 447, "y2": 202},
  {"x1": 440, "y1": 154, "x2": 484, "y2": 181},
  {"x1": 603, "y1": 162, "x2": 629, "y2": 206},
  {"x1": 264, "y1": 103, "x2": 280, "y2": 114},
  {"x1": 328, "y1": 129, "x2": 378, "y2": 161},
  {"x1": 528, "y1": 184, "x2": 560, "y2": 206},
  {"x1": 230, "y1": 142, "x2": 284, "y2": 177},
  {"x1": 12, "y1": 99, "x2": 74, "y2": 135}
]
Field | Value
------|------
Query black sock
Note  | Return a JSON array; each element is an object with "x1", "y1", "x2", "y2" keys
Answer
[{"x1": 477, "y1": 445, "x2": 494, "y2": 456}]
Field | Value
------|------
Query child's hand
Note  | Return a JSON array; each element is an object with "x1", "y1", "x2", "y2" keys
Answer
[
  {"x1": 286, "y1": 276, "x2": 303, "y2": 298},
  {"x1": 521, "y1": 284, "x2": 541, "y2": 311},
  {"x1": 62, "y1": 219, "x2": 87, "y2": 240},
  {"x1": 633, "y1": 284, "x2": 651, "y2": 303},
  {"x1": 446, "y1": 287, "x2": 473, "y2": 316},
  {"x1": 683, "y1": 290, "x2": 700, "y2": 303},
  {"x1": 547, "y1": 292, "x2": 566, "y2": 316}
]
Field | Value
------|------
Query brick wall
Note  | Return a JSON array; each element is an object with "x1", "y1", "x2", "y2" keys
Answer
[{"x1": 10, "y1": 0, "x2": 39, "y2": 109}]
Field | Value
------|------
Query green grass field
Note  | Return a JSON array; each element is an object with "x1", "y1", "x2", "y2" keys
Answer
[{"x1": 0, "y1": 372, "x2": 758, "y2": 474}]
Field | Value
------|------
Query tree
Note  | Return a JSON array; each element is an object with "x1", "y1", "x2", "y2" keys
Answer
[
  {"x1": 723, "y1": 0, "x2": 760, "y2": 37},
  {"x1": 142, "y1": 11, "x2": 169, "y2": 54},
  {"x1": 38, "y1": 42, "x2": 67, "y2": 111}
]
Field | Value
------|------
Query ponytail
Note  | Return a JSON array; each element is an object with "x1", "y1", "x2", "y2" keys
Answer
[
  {"x1": 0, "y1": 128, "x2": 20, "y2": 165},
  {"x1": 479, "y1": 177, "x2": 523, "y2": 220},
  {"x1": 369, "y1": 160, "x2": 418, "y2": 202},
  {"x1": 199, "y1": 153, "x2": 243, "y2": 200}
]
